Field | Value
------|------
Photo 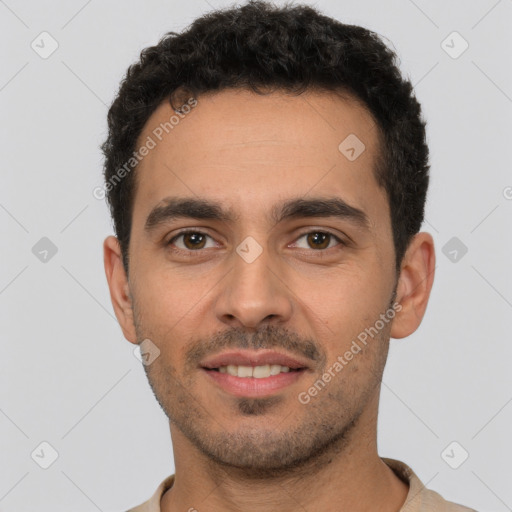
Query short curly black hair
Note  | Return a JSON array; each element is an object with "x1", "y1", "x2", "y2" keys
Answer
[{"x1": 101, "y1": 0, "x2": 429, "y2": 275}]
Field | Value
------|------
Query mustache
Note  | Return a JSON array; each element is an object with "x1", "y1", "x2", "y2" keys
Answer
[{"x1": 185, "y1": 324, "x2": 323, "y2": 371}]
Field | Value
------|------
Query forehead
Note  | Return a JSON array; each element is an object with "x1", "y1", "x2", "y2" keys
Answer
[{"x1": 132, "y1": 88, "x2": 386, "y2": 230}]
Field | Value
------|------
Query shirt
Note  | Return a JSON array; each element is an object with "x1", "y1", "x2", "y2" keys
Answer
[{"x1": 126, "y1": 458, "x2": 476, "y2": 511}]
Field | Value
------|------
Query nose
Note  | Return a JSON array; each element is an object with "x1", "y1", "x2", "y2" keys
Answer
[{"x1": 214, "y1": 241, "x2": 293, "y2": 329}]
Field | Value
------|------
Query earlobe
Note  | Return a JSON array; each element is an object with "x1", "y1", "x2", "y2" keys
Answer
[
  {"x1": 103, "y1": 236, "x2": 138, "y2": 343},
  {"x1": 390, "y1": 232, "x2": 436, "y2": 339}
]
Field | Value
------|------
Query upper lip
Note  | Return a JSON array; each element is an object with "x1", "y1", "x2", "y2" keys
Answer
[{"x1": 200, "y1": 350, "x2": 310, "y2": 370}]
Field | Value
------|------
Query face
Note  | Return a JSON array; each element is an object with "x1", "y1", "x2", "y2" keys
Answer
[{"x1": 109, "y1": 88, "x2": 407, "y2": 475}]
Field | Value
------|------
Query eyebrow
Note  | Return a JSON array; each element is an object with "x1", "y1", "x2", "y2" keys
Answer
[{"x1": 144, "y1": 196, "x2": 370, "y2": 233}]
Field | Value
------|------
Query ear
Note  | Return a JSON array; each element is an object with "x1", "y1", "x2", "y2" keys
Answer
[
  {"x1": 103, "y1": 236, "x2": 137, "y2": 343},
  {"x1": 390, "y1": 232, "x2": 436, "y2": 339}
]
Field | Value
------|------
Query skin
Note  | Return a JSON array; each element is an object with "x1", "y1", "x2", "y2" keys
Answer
[{"x1": 104, "y1": 88, "x2": 435, "y2": 512}]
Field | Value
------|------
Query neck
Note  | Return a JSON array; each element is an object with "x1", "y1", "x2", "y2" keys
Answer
[{"x1": 161, "y1": 393, "x2": 408, "y2": 512}]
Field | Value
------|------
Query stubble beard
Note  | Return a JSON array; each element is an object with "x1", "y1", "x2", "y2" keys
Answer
[
  {"x1": 132, "y1": 289, "x2": 395, "y2": 479},
  {"x1": 138, "y1": 333, "x2": 387, "y2": 479}
]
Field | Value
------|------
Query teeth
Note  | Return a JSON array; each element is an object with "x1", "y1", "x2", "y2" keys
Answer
[
  {"x1": 237, "y1": 365, "x2": 253, "y2": 378},
  {"x1": 227, "y1": 365, "x2": 238, "y2": 376},
  {"x1": 253, "y1": 365, "x2": 271, "y2": 378},
  {"x1": 270, "y1": 364, "x2": 282, "y2": 375},
  {"x1": 218, "y1": 364, "x2": 293, "y2": 378}
]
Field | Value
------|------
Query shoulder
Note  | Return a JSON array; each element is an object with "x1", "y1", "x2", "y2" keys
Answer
[
  {"x1": 125, "y1": 474, "x2": 175, "y2": 512},
  {"x1": 382, "y1": 458, "x2": 477, "y2": 512}
]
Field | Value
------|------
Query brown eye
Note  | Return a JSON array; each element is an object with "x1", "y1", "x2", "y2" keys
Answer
[
  {"x1": 292, "y1": 231, "x2": 342, "y2": 251},
  {"x1": 306, "y1": 232, "x2": 331, "y2": 249},
  {"x1": 182, "y1": 232, "x2": 206, "y2": 249},
  {"x1": 168, "y1": 231, "x2": 214, "y2": 251}
]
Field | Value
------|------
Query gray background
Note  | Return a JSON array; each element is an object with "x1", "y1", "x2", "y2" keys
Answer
[{"x1": 1, "y1": 0, "x2": 511, "y2": 510}]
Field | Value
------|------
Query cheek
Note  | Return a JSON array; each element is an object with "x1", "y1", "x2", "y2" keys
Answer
[
  {"x1": 290, "y1": 264, "x2": 385, "y2": 327},
  {"x1": 131, "y1": 266, "x2": 221, "y2": 370},
  {"x1": 290, "y1": 267, "x2": 393, "y2": 366},
  {"x1": 134, "y1": 264, "x2": 212, "y2": 325}
]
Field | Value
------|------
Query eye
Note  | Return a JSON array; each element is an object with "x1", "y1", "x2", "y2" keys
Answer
[
  {"x1": 166, "y1": 229, "x2": 345, "y2": 255},
  {"x1": 291, "y1": 231, "x2": 343, "y2": 251},
  {"x1": 167, "y1": 230, "x2": 217, "y2": 251}
]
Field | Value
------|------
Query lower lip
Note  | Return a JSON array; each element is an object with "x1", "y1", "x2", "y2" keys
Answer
[{"x1": 202, "y1": 368, "x2": 306, "y2": 397}]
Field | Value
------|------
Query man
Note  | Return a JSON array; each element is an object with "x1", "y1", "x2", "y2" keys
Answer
[{"x1": 101, "y1": 1, "x2": 476, "y2": 510}]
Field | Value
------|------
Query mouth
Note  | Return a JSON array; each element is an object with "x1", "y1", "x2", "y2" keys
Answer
[
  {"x1": 200, "y1": 350, "x2": 310, "y2": 397},
  {"x1": 206, "y1": 363, "x2": 303, "y2": 377}
]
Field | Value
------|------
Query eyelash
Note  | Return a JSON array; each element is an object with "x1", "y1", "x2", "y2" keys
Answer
[{"x1": 166, "y1": 229, "x2": 346, "y2": 255}]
